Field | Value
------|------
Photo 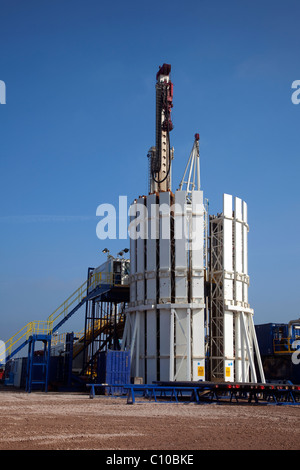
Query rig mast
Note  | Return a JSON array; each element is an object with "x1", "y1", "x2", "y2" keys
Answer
[{"x1": 148, "y1": 63, "x2": 174, "y2": 193}]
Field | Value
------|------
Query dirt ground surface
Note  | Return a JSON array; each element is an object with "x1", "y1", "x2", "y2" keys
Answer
[{"x1": 0, "y1": 387, "x2": 299, "y2": 451}]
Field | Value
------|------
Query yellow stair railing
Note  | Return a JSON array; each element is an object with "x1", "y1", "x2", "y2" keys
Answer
[
  {"x1": 51, "y1": 330, "x2": 84, "y2": 347},
  {"x1": 1, "y1": 321, "x2": 50, "y2": 359},
  {"x1": 72, "y1": 317, "x2": 110, "y2": 358},
  {"x1": 0, "y1": 271, "x2": 114, "y2": 361},
  {"x1": 47, "y1": 271, "x2": 113, "y2": 331},
  {"x1": 273, "y1": 337, "x2": 299, "y2": 354}
]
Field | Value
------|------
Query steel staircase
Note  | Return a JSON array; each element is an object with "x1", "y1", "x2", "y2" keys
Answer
[{"x1": 0, "y1": 271, "x2": 114, "y2": 390}]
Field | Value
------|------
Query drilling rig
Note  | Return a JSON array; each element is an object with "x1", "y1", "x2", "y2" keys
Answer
[{"x1": 123, "y1": 63, "x2": 265, "y2": 385}]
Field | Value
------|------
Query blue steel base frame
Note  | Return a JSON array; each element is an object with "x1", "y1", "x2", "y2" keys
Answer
[
  {"x1": 87, "y1": 383, "x2": 206, "y2": 403},
  {"x1": 87, "y1": 381, "x2": 300, "y2": 405},
  {"x1": 26, "y1": 334, "x2": 51, "y2": 393}
]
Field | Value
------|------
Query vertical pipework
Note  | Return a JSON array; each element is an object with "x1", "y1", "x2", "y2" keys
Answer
[{"x1": 150, "y1": 63, "x2": 174, "y2": 193}]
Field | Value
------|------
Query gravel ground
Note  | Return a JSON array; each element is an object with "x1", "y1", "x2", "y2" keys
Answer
[{"x1": 0, "y1": 388, "x2": 299, "y2": 451}]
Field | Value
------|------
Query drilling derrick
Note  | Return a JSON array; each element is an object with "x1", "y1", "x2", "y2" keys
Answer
[
  {"x1": 124, "y1": 64, "x2": 206, "y2": 384},
  {"x1": 149, "y1": 64, "x2": 174, "y2": 193},
  {"x1": 122, "y1": 63, "x2": 265, "y2": 386}
]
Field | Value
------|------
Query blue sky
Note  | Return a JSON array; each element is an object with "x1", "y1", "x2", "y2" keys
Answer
[{"x1": 0, "y1": 0, "x2": 299, "y2": 342}]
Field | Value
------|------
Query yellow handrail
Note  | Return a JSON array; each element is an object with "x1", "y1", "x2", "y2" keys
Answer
[
  {"x1": 72, "y1": 314, "x2": 125, "y2": 358},
  {"x1": 51, "y1": 330, "x2": 84, "y2": 346},
  {"x1": 47, "y1": 271, "x2": 112, "y2": 328},
  {"x1": 0, "y1": 320, "x2": 51, "y2": 359},
  {"x1": 1, "y1": 271, "x2": 114, "y2": 360},
  {"x1": 273, "y1": 337, "x2": 297, "y2": 354}
]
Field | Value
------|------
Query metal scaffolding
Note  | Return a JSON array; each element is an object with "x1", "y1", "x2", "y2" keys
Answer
[{"x1": 208, "y1": 195, "x2": 265, "y2": 383}]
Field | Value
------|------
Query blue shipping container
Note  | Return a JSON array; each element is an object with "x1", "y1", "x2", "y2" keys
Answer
[
  {"x1": 97, "y1": 350, "x2": 131, "y2": 395},
  {"x1": 255, "y1": 323, "x2": 287, "y2": 355}
]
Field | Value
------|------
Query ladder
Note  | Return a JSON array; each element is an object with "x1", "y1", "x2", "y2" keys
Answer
[{"x1": 25, "y1": 334, "x2": 52, "y2": 393}]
